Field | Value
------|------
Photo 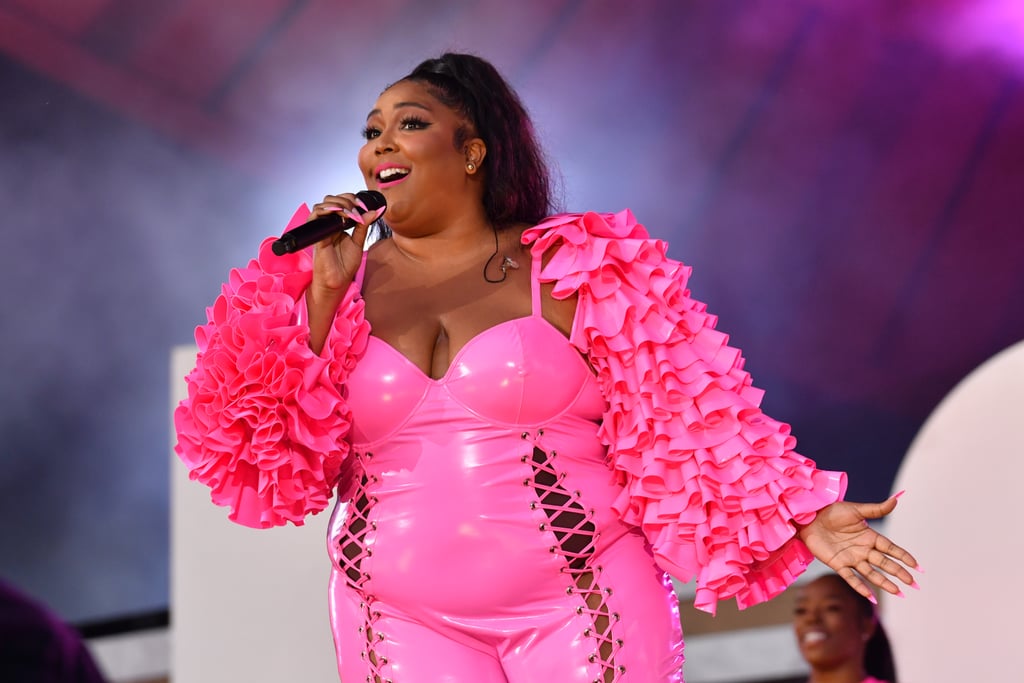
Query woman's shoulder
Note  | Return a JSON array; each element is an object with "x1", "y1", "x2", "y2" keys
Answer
[{"x1": 523, "y1": 209, "x2": 651, "y2": 246}]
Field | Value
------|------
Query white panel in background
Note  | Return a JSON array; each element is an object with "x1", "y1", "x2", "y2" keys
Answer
[
  {"x1": 683, "y1": 625, "x2": 808, "y2": 683},
  {"x1": 87, "y1": 629, "x2": 168, "y2": 683},
  {"x1": 884, "y1": 340, "x2": 1024, "y2": 683},
  {"x1": 170, "y1": 345, "x2": 339, "y2": 683}
]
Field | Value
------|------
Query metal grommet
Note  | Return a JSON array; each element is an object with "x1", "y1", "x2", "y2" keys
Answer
[{"x1": 521, "y1": 431, "x2": 530, "y2": 439}]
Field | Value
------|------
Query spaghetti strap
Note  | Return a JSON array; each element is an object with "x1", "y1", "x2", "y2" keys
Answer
[
  {"x1": 530, "y1": 251, "x2": 542, "y2": 316},
  {"x1": 355, "y1": 252, "x2": 370, "y2": 291}
]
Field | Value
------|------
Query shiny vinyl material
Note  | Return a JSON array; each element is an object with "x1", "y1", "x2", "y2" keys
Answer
[{"x1": 327, "y1": 256, "x2": 685, "y2": 681}]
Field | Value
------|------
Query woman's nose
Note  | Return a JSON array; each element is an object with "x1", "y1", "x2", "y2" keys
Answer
[
  {"x1": 798, "y1": 608, "x2": 821, "y2": 624},
  {"x1": 374, "y1": 132, "x2": 396, "y2": 154}
]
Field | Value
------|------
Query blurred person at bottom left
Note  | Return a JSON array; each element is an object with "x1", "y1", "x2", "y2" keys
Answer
[{"x1": 0, "y1": 578, "x2": 109, "y2": 683}]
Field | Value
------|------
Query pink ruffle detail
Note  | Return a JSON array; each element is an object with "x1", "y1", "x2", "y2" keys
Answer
[
  {"x1": 173, "y1": 205, "x2": 370, "y2": 529},
  {"x1": 524, "y1": 211, "x2": 847, "y2": 614}
]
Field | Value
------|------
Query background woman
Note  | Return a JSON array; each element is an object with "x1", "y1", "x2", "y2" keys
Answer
[{"x1": 793, "y1": 573, "x2": 900, "y2": 683}]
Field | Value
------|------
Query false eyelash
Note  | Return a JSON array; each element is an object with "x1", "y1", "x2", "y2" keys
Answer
[
  {"x1": 398, "y1": 115, "x2": 429, "y2": 130},
  {"x1": 360, "y1": 116, "x2": 430, "y2": 140}
]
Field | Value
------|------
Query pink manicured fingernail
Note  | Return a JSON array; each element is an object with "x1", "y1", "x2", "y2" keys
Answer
[
  {"x1": 916, "y1": 564, "x2": 926, "y2": 573},
  {"x1": 343, "y1": 209, "x2": 365, "y2": 224},
  {"x1": 354, "y1": 197, "x2": 368, "y2": 211},
  {"x1": 325, "y1": 206, "x2": 346, "y2": 212},
  {"x1": 909, "y1": 580, "x2": 921, "y2": 590},
  {"x1": 895, "y1": 589, "x2": 905, "y2": 599},
  {"x1": 867, "y1": 593, "x2": 878, "y2": 605},
  {"x1": 892, "y1": 489, "x2": 906, "y2": 499}
]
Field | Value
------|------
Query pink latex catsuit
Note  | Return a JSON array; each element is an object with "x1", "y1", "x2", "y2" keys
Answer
[
  {"x1": 174, "y1": 209, "x2": 847, "y2": 682},
  {"x1": 326, "y1": 252, "x2": 683, "y2": 680}
]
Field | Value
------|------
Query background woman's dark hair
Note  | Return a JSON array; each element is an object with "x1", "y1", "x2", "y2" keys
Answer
[
  {"x1": 399, "y1": 52, "x2": 555, "y2": 228},
  {"x1": 831, "y1": 575, "x2": 899, "y2": 683}
]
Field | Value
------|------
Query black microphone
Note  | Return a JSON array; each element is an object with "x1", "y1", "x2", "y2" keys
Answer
[{"x1": 271, "y1": 190, "x2": 387, "y2": 256}]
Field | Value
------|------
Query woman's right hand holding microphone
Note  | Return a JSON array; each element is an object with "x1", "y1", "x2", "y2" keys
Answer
[{"x1": 305, "y1": 192, "x2": 386, "y2": 354}]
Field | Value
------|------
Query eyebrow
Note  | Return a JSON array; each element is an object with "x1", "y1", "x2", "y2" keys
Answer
[{"x1": 366, "y1": 101, "x2": 432, "y2": 121}]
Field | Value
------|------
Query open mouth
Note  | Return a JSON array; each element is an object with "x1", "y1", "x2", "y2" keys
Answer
[
  {"x1": 802, "y1": 631, "x2": 827, "y2": 645},
  {"x1": 376, "y1": 166, "x2": 410, "y2": 186}
]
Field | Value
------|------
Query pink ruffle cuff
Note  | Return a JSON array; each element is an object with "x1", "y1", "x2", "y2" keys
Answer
[
  {"x1": 173, "y1": 206, "x2": 369, "y2": 528},
  {"x1": 524, "y1": 211, "x2": 847, "y2": 614}
]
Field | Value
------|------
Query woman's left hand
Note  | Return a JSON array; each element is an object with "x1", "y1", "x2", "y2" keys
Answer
[{"x1": 797, "y1": 497, "x2": 920, "y2": 603}]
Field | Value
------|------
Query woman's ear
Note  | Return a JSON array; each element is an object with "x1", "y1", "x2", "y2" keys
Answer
[
  {"x1": 861, "y1": 615, "x2": 877, "y2": 642},
  {"x1": 464, "y1": 137, "x2": 487, "y2": 173}
]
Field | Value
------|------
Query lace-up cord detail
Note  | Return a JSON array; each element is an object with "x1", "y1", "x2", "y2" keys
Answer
[
  {"x1": 356, "y1": 599, "x2": 391, "y2": 683},
  {"x1": 338, "y1": 469, "x2": 375, "y2": 588},
  {"x1": 529, "y1": 446, "x2": 623, "y2": 682},
  {"x1": 338, "y1": 459, "x2": 394, "y2": 681}
]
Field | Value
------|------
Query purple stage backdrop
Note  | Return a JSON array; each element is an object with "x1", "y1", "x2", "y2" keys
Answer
[{"x1": 0, "y1": 0, "x2": 1021, "y2": 623}]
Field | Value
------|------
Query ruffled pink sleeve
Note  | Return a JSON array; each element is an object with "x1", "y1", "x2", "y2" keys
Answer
[
  {"x1": 523, "y1": 211, "x2": 847, "y2": 614},
  {"x1": 173, "y1": 206, "x2": 369, "y2": 529}
]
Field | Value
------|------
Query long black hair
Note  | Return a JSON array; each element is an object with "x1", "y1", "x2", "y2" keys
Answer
[
  {"x1": 398, "y1": 52, "x2": 555, "y2": 228},
  {"x1": 826, "y1": 574, "x2": 899, "y2": 683}
]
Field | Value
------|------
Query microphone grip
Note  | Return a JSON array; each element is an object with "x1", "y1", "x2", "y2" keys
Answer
[
  {"x1": 271, "y1": 190, "x2": 386, "y2": 256},
  {"x1": 271, "y1": 214, "x2": 347, "y2": 256}
]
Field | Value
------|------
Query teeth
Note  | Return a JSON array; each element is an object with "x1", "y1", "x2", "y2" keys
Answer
[
  {"x1": 378, "y1": 167, "x2": 408, "y2": 180},
  {"x1": 803, "y1": 632, "x2": 827, "y2": 644}
]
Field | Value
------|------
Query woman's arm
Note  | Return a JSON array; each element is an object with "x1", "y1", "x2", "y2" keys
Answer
[
  {"x1": 525, "y1": 210, "x2": 882, "y2": 614},
  {"x1": 173, "y1": 205, "x2": 372, "y2": 528}
]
